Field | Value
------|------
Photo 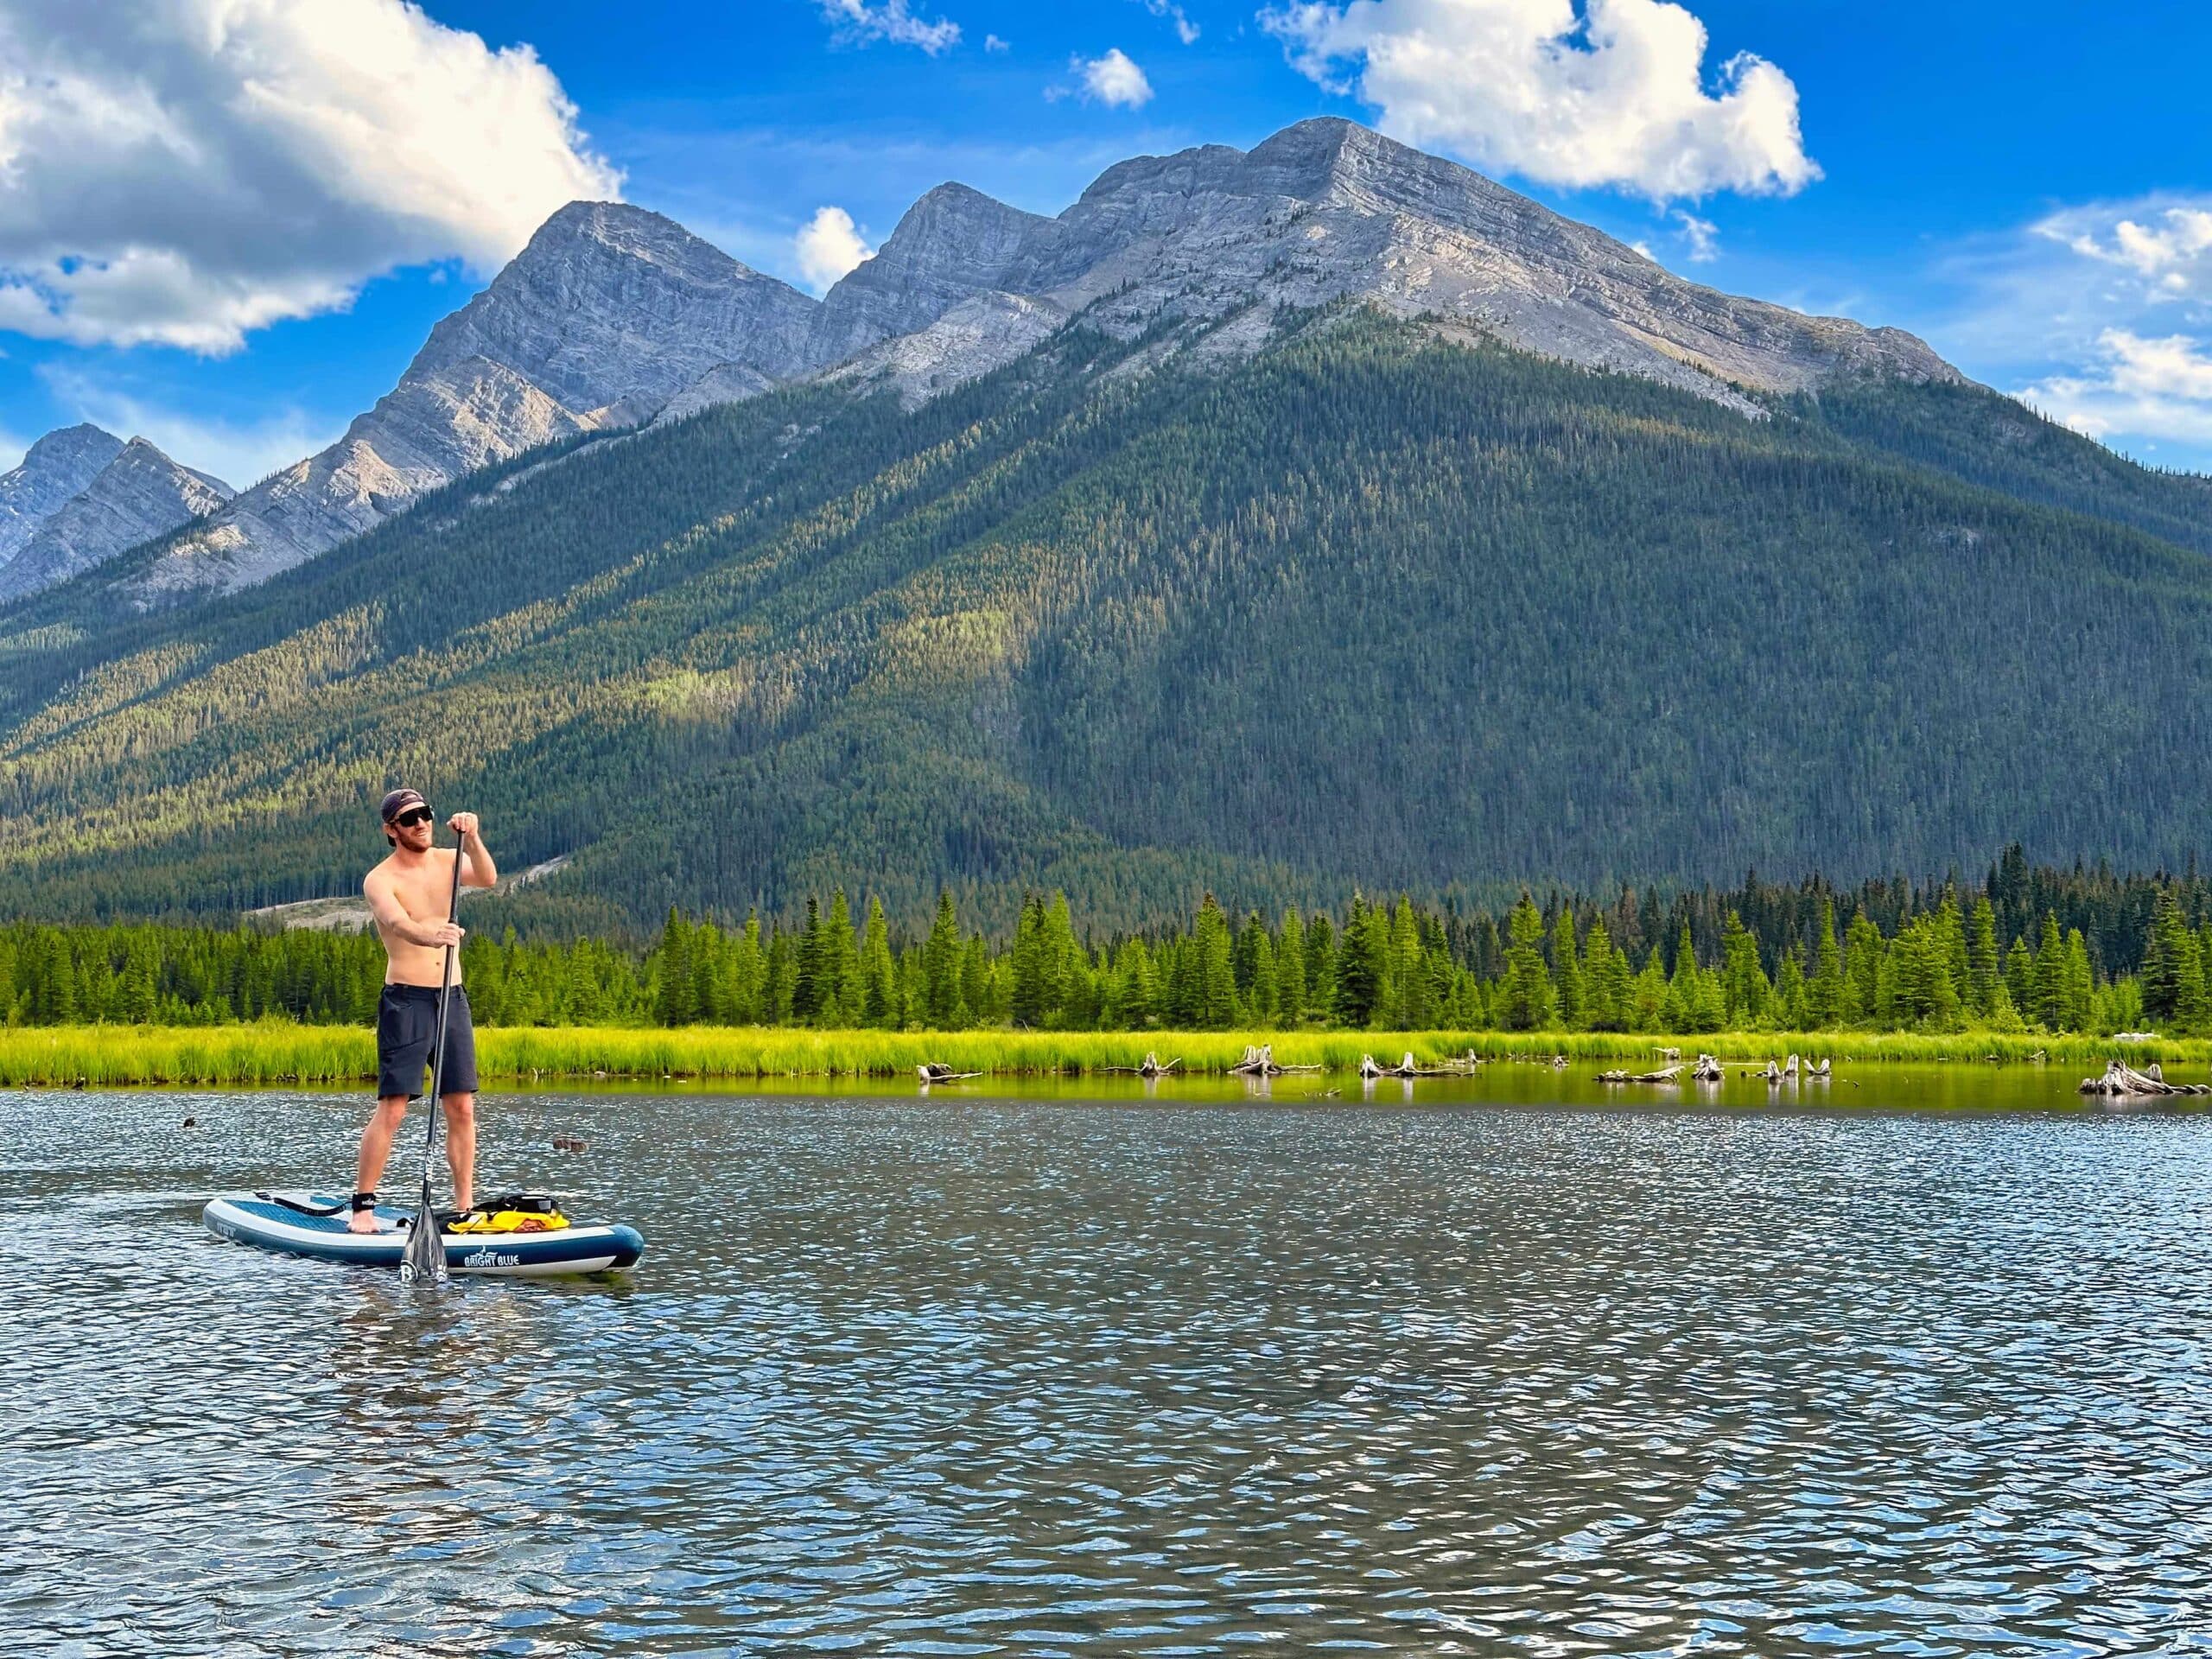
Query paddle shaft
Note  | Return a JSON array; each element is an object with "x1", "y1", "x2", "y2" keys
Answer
[{"x1": 416, "y1": 826, "x2": 467, "y2": 1185}]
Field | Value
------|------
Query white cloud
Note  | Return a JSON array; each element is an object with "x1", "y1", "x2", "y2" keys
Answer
[
  {"x1": 2018, "y1": 330, "x2": 2212, "y2": 448},
  {"x1": 2036, "y1": 198, "x2": 2212, "y2": 302},
  {"x1": 794, "y1": 206, "x2": 875, "y2": 294},
  {"x1": 1077, "y1": 48, "x2": 1154, "y2": 108},
  {"x1": 1141, "y1": 0, "x2": 1201, "y2": 43},
  {"x1": 985, "y1": 33, "x2": 1011, "y2": 51},
  {"x1": 39, "y1": 366, "x2": 343, "y2": 488},
  {"x1": 0, "y1": 0, "x2": 620, "y2": 355},
  {"x1": 820, "y1": 0, "x2": 961, "y2": 54},
  {"x1": 1673, "y1": 209, "x2": 1719, "y2": 263},
  {"x1": 0, "y1": 426, "x2": 28, "y2": 474},
  {"x1": 1260, "y1": 0, "x2": 1819, "y2": 201},
  {"x1": 1908, "y1": 191, "x2": 2212, "y2": 465}
]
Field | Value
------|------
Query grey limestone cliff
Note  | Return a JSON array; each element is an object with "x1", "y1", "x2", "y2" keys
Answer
[
  {"x1": 0, "y1": 424, "x2": 125, "y2": 571},
  {"x1": 131, "y1": 202, "x2": 819, "y2": 601},
  {"x1": 662, "y1": 117, "x2": 1958, "y2": 429},
  {"x1": 0, "y1": 438, "x2": 230, "y2": 601},
  {"x1": 75, "y1": 118, "x2": 1966, "y2": 608},
  {"x1": 808, "y1": 183, "x2": 1053, "y2": 367}
]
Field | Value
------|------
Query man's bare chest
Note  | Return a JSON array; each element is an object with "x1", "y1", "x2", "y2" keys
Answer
[{"x1": 380, "y1": 861, "x2": 451, "y2": 921}]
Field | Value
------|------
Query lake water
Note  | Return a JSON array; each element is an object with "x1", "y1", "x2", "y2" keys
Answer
[{"x1": 7, "y1": 1074, "x2": 2212, "y2": 1655}]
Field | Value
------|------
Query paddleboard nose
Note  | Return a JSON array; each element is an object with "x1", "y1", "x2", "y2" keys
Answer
[{"x1": 607, "y1": 1225, "x2": 646, "y2": 1269}]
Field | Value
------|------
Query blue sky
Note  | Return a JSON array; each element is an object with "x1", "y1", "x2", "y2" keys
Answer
[{"x1": 3, "y1": 0, "x2": 2210, "y2": 482}]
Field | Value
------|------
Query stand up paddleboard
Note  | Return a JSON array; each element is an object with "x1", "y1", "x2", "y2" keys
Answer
[{"x1": 204, "y1": 1192, "x2": 645, "y2": 1276}]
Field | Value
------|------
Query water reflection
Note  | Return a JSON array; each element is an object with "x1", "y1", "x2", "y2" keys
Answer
[{"x1": 5, "y1": 1084, "x2": 2211, "y2": 1654}]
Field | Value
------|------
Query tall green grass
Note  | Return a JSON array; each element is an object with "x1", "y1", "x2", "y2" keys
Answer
[{"x1": 0, "y1": 1023, "x2": 2199, "y2": 1086}]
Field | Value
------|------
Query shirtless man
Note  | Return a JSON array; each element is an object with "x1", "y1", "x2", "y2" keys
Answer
[{"x1": 348, "y1": 787, "x2": 499, "y2": 1234}]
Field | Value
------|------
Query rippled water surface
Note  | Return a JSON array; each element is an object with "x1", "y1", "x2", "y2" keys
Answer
[{"x1": 8, "y1": 1084, "x2": 2212, "y2": 1655}]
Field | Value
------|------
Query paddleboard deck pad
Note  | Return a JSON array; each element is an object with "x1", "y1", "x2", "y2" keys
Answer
[{"x1": 204, "y1": 1192, "x2": 645, "y2": 1276}]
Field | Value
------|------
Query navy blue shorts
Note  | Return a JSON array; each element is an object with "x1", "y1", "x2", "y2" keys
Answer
[{"x1": 376, "y1": 983, "x2": 479, "y2": 1100}]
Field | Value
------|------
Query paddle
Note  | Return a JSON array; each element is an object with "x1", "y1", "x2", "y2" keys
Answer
[{"x1": 399, "y1": 820, "x2": 467, "y2": 1287}]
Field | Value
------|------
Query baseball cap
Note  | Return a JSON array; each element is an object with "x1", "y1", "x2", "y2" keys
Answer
[{"x1": 379, "y1": 787, "x2": 428, "y2": 823}]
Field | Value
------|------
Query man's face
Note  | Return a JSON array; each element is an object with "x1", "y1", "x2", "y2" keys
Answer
[{"x1": 387, "y1": 807, "x2": 434, "y2": 850}]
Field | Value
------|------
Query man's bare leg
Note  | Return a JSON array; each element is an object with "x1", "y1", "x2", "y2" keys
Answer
[
  {"x1": 443, "y1": 1092, "x2": 477, "y2": 1214},
  {"x1": 350, "y1": 1095, "x2": 410, "y2": 1233}
]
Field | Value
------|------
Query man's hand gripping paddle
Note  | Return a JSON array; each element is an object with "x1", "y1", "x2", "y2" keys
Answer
[{"x1": 399, "y1": 824, "x2": 467, "y2": 1287}]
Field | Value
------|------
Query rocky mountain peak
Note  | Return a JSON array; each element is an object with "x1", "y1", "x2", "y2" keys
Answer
[
  {"x1": 22, "y1": 423, "x2": 126, "y2": 474},
  {"x1": 812, "y1": 183, "x2": 1050, "y2": 365},
  {"x1": 0, "y1": 435, "x2": 231, "y2": 602},
  {"x1": 126, "y1": 198, "x2": 826, "y2": 601},
  {"x1": 0, "y1": 423, "x2": 125, "y2": 569},
  {"x1": 413, "y1": 199, "x2": 819, "y2": 418},
  {"x1": 34, "y1": 118, "x2": 1974, "y2": 615}
]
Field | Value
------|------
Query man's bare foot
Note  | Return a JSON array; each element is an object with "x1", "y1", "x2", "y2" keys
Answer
[{"x1": 346, "y1": 1200, "x2": 381, "y2": 1235}]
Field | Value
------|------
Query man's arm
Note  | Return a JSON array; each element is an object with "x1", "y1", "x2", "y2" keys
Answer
[
  {"x1": 364, "y1": 869, "x2": 463, "y2": 947},
  {"x1": 449, "y1": 812, "x2": 499, "y2": 888}
]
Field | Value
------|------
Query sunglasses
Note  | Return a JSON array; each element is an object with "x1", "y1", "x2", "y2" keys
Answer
[{"x1": 391, "y1": 807, "x2": 434, "y2": 829}]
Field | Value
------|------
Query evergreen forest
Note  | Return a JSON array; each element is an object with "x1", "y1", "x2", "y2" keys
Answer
[
  {"x1": 9, "y1": 850, "x2": 2212, "y2": 1038},
  {"x1": 3, "y1": 310, "x2": 2211, "y2": 934}
]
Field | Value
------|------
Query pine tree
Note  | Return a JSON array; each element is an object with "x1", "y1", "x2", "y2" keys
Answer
[
  {"x1": 1116, "y1": 938, "x2": 1155, "y2": 1027},
  {"x1": 2063, "y1": 928, "x2": 2095, "y2": 1032},
  {"x1": 1551, "y1": 908, "x2": 1584, "y2": 1030},
  {"x1": 1039, "y1": 893, "x2": 1079, "y2": 1026},
  {"x1": 2031, "y1": 912, "x2": 2068, "y2": 1031},
  {"x1": 791, "y1": 898, "x2": 823, "y2": 1023},
  {"x1": 1719, "y1": 911, "x2": 1769, "y2": 1027},
  {"x1": 1499, "y1": 893, "x2": 1554, "y2": 1031},
  {"x1": 1389, "y1": 898, "x2": 1427, "y2": 1027},
  {"x1": 1010, "y1": 896, "x2": 1047, "y2": 1027},
  {"x1": 2141, "y1": 889, "x2": 2199, "y2": 1029},
  {"x1": 1336, "y1": 894, "x2": 1387, "y2": 1027},
  {"x1": 960, "y1": 933, "x2": 991, "y2": 1024},
  {"x1": 923, "y1": 890, "x2": 963, "y2": 1027},
  {"x1": 654, "y1": 908, "x2": 696, "y2": 1027},
  {"x1": 1236, "y1": 912, "x2": 1277, "y2": 1024},
  {"x1": 1808, "y1": 899, "x2": 1844, "y2": 1027},
  {"x1": 1277, "y1": 909, "x2": 1308, "y2": 1027},
  {"x1": 2004, "y1": 936, "x2": 2034, "y2": 1017},
  {"x1": 823, "y1": 889, "x2": 861, "y2": 1027},
  {"x1": 1773, "y1": 950, "x2": 1807, "y2": 1028},
  {"x1": 1583, "y1": 916, "x2": 1630, "y2": 1031},
  {"x1": 1842, "y1": 912, "x2": 1883, "y2": 1025},
  {"x1": 1306, "y1": 913, "x2": 1338, "y2": 1020},
  {"x1": 1194, "y1": 893, "x2": 1236, "y2": 1028},
  {"x1": 1629, "y1": 947, "x2": 1669, "y2": 1031},
  {"x1": 860, "y1": 897, "x2": 898, "y2": 1027},
  {"x1": 1966, "y1": 896, "x2": 1999, "y2": 1020}
]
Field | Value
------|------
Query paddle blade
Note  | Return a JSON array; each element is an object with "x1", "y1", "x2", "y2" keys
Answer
[{"x1": 399, "y1": 1175, "x2": 448, "y2": 1286}]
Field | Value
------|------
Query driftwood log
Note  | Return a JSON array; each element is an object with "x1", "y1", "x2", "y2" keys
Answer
[
  {"x1": 1598, "y1": 1063, "x2": 1684, "y2": 1084},
  {"x1": 1357, "y1": 1051, "x2": 1461, "y2": 1079},
  {"x1": 1655, "y1": 1046, "x2": 1682, "y2": 1063},
  {"x1": 917, "y1": 1062, "x2": 983, "y2": 1084},
  {"x1": 2079, "y1": 1059, "x2": 2211, "y2": 1096}
]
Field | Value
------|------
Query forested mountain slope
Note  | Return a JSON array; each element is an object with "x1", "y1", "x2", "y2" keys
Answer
[{"x1": 2, "y1": 311, "x2": 2209, "y2": 931}]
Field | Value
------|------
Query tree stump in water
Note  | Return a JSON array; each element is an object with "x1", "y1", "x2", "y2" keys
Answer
[
  {"x1": 2080, "y1": 1059, "x2": 2209, "y2": 1096},
  {"x1": 1101, "y1": 1052, "x2": 1183, "y2": 1076}
]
